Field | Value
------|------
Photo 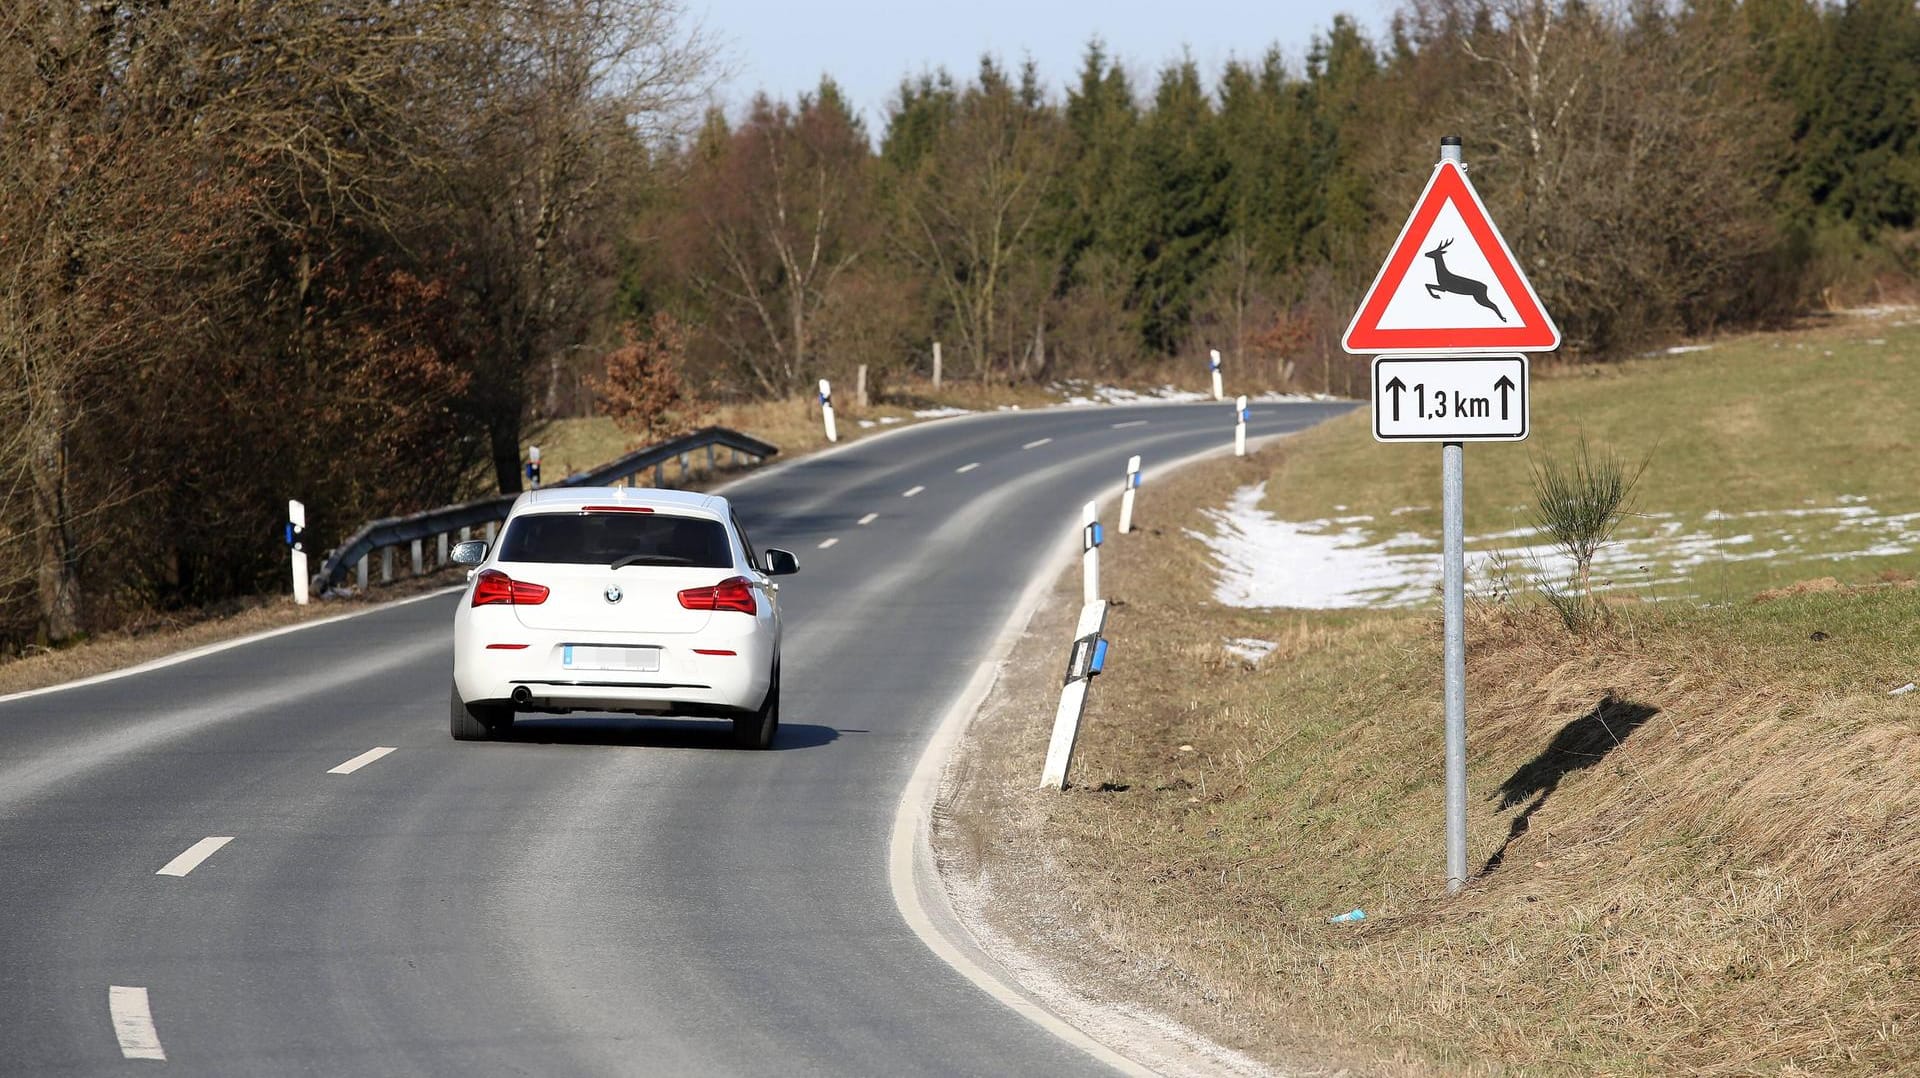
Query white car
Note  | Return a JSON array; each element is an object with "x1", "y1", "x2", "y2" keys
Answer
[{"x1": 448, "y1": 487, "x2": 798, "y2": 748}]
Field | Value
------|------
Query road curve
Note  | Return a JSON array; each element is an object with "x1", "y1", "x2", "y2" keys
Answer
[{"x1": 0, "y1": 399, "x2": 1353, "y2": 1076}]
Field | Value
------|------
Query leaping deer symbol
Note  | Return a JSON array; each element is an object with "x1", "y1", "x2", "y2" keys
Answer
[{"x1": 1424, "y1": 239, "x2": 1506, "y2": 322}]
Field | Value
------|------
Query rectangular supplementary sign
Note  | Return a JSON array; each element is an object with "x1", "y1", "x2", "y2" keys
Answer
[{"x1": 1372, "y1": 354, "x2": 1528, "y2": 442}]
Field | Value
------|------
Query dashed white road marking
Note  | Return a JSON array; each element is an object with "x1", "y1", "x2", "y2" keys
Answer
[
  {"x1": 156, "y1": 836, "x2": 233, "y2": 878},
  {"x1": 109, "y1": 986, "x2": 166, "y2": 1061},
  {"x1": 857, "y1": 513, "x2": 878, "y2": 526},
  {"x1": 955, "y1": 463, "x2": 979, "y2": 474},
  {"x1": 818, "y1": 537, "x2": 839, "y2": 549},
  {"x1": 1021, "y1": 438, "x2": 1052, "y2": 449},
  {"x1": 327, "y1": 746, "x2": 395, "y2": 775},
  {"x1": 902, "y1": 485, "x2": 925, "y2": 498},
  {"x1": 1110, "y1": 420, "x2": 1148, "y2": 429}
]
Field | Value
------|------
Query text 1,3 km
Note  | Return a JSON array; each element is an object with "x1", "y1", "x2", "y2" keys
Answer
[
  {"x1": 1382, "y1": 376, "x2": 1516, "y2": 422},
  {"x1": 1371, "y1": 354, "x2": 1529, "y2": 443}
]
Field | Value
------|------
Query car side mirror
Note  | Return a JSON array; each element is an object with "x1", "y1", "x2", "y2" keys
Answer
[
  {"x1": 764, "y1": 548, "x2": 799, "y2": 576},
  {"x1": 450, "y1": 540, "x2": 489, "y2": 566}
]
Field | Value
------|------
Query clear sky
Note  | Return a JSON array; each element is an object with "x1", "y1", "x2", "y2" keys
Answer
[{"x1": 693, "y1": 0, "x2": 1390, "y2": 132}]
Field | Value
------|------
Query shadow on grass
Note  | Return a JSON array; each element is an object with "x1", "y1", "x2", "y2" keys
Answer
[
  {"x1": 499, "y1": 716, "x2": 840, "y2": 751},
  {"x1": 1481, "y1": 693, "x2": 1659, "y2": 877}
]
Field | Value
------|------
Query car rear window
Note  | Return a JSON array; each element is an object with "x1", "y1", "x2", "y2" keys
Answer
[{"x1": 498, "y1": 512, "x2": 732, "y2": 568}]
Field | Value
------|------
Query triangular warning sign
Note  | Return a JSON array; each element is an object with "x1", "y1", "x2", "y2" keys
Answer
[{"x1": 1342, "y1": 161, "x2": 1559, "y2": 354}]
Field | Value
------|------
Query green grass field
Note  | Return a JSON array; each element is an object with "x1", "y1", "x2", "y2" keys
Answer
[{"x1": 1262, "y1": 312, "x2": 1920, "y2": 600}]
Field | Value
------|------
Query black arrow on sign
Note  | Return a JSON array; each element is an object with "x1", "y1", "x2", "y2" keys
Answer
[
  {"x1": 1493, "y1": 374, "x2": 1516, "y2": 420},
  {"x1": 1384, "y1": 376, "x2": 1407, "y2": 422}
]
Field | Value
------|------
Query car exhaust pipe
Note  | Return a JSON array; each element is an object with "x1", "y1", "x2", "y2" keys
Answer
[{"x1": 511, "y1": 686, "x2": 532, "y2": 707}]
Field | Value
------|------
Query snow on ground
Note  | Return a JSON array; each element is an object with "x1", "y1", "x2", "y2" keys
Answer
[
  {"x1": 1194, "y1": 483, "x2": 1920, "y2": 611},
  {"x1": 1056, "y1": 382, "x2": 1212, "y2": 406},
  {"x1": 912, "y1": 406, "x2": 973, "y2": 418},
  {"x1": 1222, "y1": 637, "x2": 1277, "y2": 664}
]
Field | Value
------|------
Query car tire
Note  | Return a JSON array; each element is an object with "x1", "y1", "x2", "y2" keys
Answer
[
  {"x1": 732, "y1": 665, "x2": 779, "y2": 750},
  {"x1": 450, "y1": 682, "x2": 513, "y2": 741}
]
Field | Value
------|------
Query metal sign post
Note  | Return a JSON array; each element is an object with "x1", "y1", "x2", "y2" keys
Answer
[{"x1": 1346, "y1": 136, "x2": 1554, "y2": 896}]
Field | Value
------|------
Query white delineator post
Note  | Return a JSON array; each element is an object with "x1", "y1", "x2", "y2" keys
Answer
[
  {"x1": 1234, "y1": 395, "x2": 1249, "y2": 457},
  {"x1": 287, "y1": 499, "x2": 309, "y2": 606},
  {"x1": 1210, "y1": 348, "x2": 1224, "y2": 401},
  {"x1": 1119, "y1": 455, "x2": 1141, "y2": 534},
  {"x1": 1041, "y1": 599, "x2": 1110, "y2": 790},
  {"x1": 931, "y1": 341, "x2": 943, "y2": 390},
  {"x1": 1081, "y1": 500, "x2": 1102, "y2": 603},
  {"x1": 526, "y1": 445, "x2": 542, "y2": 489},
  {"x1": 818, "y1": 379, "x2": 837, "y2": 443}
]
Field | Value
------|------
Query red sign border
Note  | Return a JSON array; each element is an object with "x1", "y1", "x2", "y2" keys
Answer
[{"x1": 1342, "y1": 162, "x2": 1560, "y2": 355}]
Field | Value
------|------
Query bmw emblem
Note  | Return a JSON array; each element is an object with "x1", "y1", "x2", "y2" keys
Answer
[{"x1": 604, "y1": 584, "x2": 623, "y2": 604}]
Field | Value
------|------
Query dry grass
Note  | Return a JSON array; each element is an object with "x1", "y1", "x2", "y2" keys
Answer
[{"x1": 937, "y1": 435, "x2": 1920, "y2": 1076}]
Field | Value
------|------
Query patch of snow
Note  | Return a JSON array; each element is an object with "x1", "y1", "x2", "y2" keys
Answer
[
  {"x1": 912, "y1": 406, "x2": 972, "y2": 419},
  {"x1": 878, "y1": 416, "x2": 903, "y2": 425},
  {"x1": 1841, "y1": 304, "x2": 1916, "y2": 318},
  {"x1": 1196, "y1": 485, "x2": 1920, "y2": 611},
  {"x1": 1222, "y1": 637, "x2": 1276, "y2": 664},
  {"x1": 1666, "y1": 344, "x2": 1714, "y2": 355},
  {"x1": 856, "y1": 419, "x2": 877, "y2": 429},
  {"x1": 1892, "y1": 683, "x2": 1917, "y2": 697}
]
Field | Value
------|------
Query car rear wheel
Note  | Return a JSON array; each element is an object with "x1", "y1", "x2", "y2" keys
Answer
[
  {"x1": 450, "y1": 682, "x2": 514, "y2": 741},
  {"x1": 732, "y1": 665, "x2": 779, "y2": 750}
]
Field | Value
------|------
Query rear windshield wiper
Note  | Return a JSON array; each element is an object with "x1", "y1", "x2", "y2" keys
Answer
[{"x1": 611, "y1": 554, "x2": 695, "y2": 569}]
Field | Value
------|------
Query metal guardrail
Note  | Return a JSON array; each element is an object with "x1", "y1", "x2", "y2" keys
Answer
[{"x1": 310, "y1": 426, "x2": 779, "y2": 595}]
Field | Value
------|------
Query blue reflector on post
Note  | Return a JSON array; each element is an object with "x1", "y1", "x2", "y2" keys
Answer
[
  {"x1": 1089, "y1": 638, "x2": 1108, "y2": 675},
  {"x1": 1240, "y1": 408, "x2": 1250, "y2": 422},
  {"x1": 1129, "y1": 473, "x2": 1141, "y2": 489},
  {"x1": 1091, "y1": 522, "x2": 1103, "y2": 547}
]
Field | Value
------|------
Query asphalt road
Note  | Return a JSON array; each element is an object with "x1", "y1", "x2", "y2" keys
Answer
[{"x1": 0, "y1": 398, "x2": 1352, "y2": 1077}]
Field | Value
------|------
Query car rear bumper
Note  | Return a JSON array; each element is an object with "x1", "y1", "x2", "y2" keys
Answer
[
  {"x1": 493, "y1": 679, "x2": 759, "y2": 717},
  {"x1": 453, "y1": 617, "x2": 774, "y2": 715}
]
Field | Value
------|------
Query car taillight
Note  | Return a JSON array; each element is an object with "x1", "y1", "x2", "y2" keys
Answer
[
  {"x1": 471, "y1": 568, "x2": 550, "y2": 607},
  {"x1": 677, "y1": 576, "x2": 756, "y2": 615}
]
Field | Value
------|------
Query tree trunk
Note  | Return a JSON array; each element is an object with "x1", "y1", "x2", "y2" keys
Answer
[
  {"x1": 490, "y1": 411, "x2": 525, "y2": 495},
  {"x1": 28, "y1": 391, "x2": 80, "y2": 643}
]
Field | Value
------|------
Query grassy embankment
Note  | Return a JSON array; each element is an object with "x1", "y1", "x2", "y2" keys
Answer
[{"x1": 940, "y1": 310, "x2": 1920, "y2": 1076}]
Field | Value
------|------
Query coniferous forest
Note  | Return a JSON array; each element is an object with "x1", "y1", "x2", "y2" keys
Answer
[{"x1": 2, "y1": 0, "x2": 1917, "y2": 646}]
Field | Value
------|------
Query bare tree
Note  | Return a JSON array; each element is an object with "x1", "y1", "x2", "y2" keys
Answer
[
  {"x1": 445, "y1": 0, "x2": 712, "y2": 492},
  {"x1": 673, "y1": 85, "x2": 872, "y2": 397},
  {"x1": 891, "y1": 61, "x2": 1061, "y2": 383}
]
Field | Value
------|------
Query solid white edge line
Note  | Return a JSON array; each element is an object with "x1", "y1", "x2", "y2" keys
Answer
[
  {"x1": 956, "y1": 462, "x2": 980, "y2": 474},
  {"x1": 1021, "y1": 437, "x2": 1053, "y2": 449},
  {"x1": 108, "y1": 985, "x2": 165, "y2": 1061},
  {"x1": 818, "y1": 537, "x2": 839, "y2": 550},
  {"x1": 886, "y1": 430, "x2": 1300, "y2": 1078},
  {"x1": 156, "y1": 836, "x2": 234, "y2": 878},
  {"x1": 902, "y1": 485, "x2": 925, "y2": 498},
  {"x1": 857, "y1": 513, "x2": 879, "y2": 526},
  {"x1": 0, "y1": 586, "x2": 463, "y2": 708},
  {"x1": 327, "y1": 746, "x2": 396, "y2": 776}
]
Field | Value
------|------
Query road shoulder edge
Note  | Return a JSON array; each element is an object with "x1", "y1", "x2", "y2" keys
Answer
[{"x1": 887, "y1": 434, "x2": 1297, "y2": 1077}]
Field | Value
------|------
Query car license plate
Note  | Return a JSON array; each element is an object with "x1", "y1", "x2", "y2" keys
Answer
[{"x1": 562, "y1": 645, "x2": 662, "y2": 673}]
